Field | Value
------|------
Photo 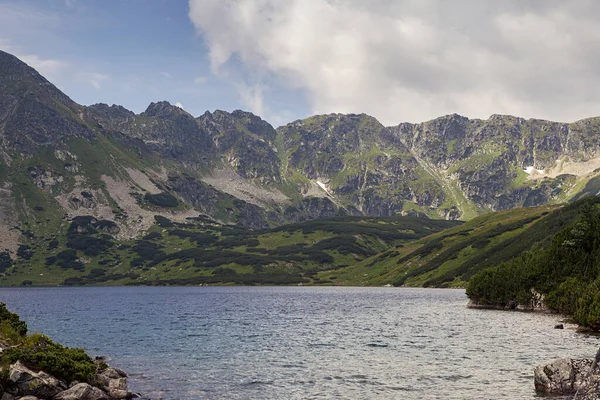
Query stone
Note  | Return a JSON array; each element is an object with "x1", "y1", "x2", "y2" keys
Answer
[
  {"x1": 108, "y1": 378, "x2": 127, "y2": 391},
  {"x1": 54, "y1": 383, "x2": 109, "y2": 400},
  {"x1": 19, "y1": 396, "x2": 39, "y2": 400},
  {"x1": 102, "y1": 367, "x2": 127, "y2": 380},
  {"x1": 8, "y1": 361, "x2": 64, "y2": 398},
  {"x1": 0, "y1": 395, "x2": 15, "y2": 400},
  {"x1": 106, "y1": 377, "x2": 130, "y2": 399},
  {"x1": 97, "y1": 367, "x2": 127, "y2": 387},
  {"x1": 555, "y1": 323, "x2": 564, "y2": 329},
  {"x1": 534, "y1": 358, "x2": 594, "y2": 394}
]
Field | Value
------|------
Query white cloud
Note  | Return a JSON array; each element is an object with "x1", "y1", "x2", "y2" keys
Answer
[
  {"x1": 193, "y1": 76, "x2": 207, "y2": 84},
  {"x1": 161, "y1": 71, "x2": 172, "y2": 79},
  {"x1": 189, "y1": 0, "x2": 600, "y2": 125},
  {"x1": 88, "y1": 73, "x2": 109, "y2": 89},
  {"x1": 175, "y1": 102, "x2": 185, "y2": 109}
]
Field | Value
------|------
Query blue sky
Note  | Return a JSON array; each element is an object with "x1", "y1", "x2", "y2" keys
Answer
[
  {"x1": 0, "y1": 0, "x2": 310, "y2": 126},
  {"x1": 1, "y1": 1, "x2": 600, "y2": 127}
]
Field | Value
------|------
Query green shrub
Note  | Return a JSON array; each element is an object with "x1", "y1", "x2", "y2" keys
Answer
[
  {"x1": 0, "y1": 251, "x2": 12, "y2": 273},
  {"x1": 145, "y1": 192, "x2": 179, "y2": 208},
  {"x1": 142, "y1": 232, "x2": 162, "y2": 241},
  {"x1": 154, "y1": 215, "x2": 173, "y2": 227},
  {"x1": 0, "y1": 302, "x2": 28, "y2": 337},
  {"x1": 17, "y1": 245, "x2": 33, "y2": 260},
  {"x1": 2, "y1": 333, "x2": 96, "y2": 383}
]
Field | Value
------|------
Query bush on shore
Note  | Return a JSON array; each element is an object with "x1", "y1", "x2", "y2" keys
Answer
[{"x1": 0, "y1": 303, "x2": 96, "y2": 384}]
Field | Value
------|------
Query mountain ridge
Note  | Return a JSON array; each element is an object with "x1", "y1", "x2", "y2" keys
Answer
[{"x1": 2, "y1": 49, "x2": 600, "y2": 262}]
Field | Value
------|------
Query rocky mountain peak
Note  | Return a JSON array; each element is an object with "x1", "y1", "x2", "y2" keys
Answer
[
  {"x1": 0, "y1": 50, "x2": 76, "y2": 108},
  {"x1": 0, "y1": 51, "x2": 93, "y2": 152},
  {"x1": 142, "y1": 101, "x2": 189, "y2": 119}
]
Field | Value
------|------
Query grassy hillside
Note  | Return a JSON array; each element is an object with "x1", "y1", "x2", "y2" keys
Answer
[
  {"x1": 0, "y1": 215, "x2": 459, "y2": 286},
  {"x1": 467, "y1": 196, "x2": 600, "y2": 329},
  {"x1": 317, "y1": 203, "x2": 577, "y2": 287}
]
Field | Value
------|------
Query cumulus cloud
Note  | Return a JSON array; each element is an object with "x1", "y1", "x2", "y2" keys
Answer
[{"x1": 189, "y1": 0, "x2": 600, "y2": 125}]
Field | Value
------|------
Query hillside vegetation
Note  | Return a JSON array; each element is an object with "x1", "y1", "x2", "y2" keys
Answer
[
  {"x1": 317, "y1": 202, "x2": 581, "y2": 287},
  {"x1": 467, "y1": 196, "x2": 600, "y2": 329},
  {"x1": 0, "y1": 215, "x2": 458, "y2": 286}
]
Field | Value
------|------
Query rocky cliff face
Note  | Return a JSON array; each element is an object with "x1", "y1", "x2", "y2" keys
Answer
[
  {"x1": 385, "y1": 114, "x2": 600, "y2": 215},
  {"x1": 277, "y1": 113, "x2": 448, "y2": 217},
  {"x1": 198, "y1": 109, "x2": 281, "y2": 184}
]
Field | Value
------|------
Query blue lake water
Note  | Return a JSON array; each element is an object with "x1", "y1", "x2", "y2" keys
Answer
[{"x1": 0, "y1": 286, "x2": 597, "y2": 399}]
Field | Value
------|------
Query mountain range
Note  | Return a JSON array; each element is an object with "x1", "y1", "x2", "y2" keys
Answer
[{"x1": 2, "y1": 49, "x2": 600, "y2": 286}]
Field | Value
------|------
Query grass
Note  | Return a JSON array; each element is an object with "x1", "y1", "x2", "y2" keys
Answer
[
  {"x1": 509, "y1": 167, "x2": 530, "y2": 190},
  {"x1": 0, "y1": 214, "x2": 459, "y2": 287},
  {"x1": 317, "y1": 204, "x2": 560, "y2": 287}
]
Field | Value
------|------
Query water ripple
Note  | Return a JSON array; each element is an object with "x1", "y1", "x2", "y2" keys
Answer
[{"x1": 1, "y1": 286, "x2": 598, "y2": 399}]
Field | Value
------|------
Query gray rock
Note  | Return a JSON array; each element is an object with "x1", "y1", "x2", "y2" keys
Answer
[
  {"x1": 97, "y1": 367, "x2": 127, "y2": 387},
  {"x1": 108, "y1": 378, "x2": 127, "y2": 391},
  {"x1": 534, "y1": 358, "x2": 595, "y2": 394},
  {"x1": 68, "y1": 380, "x2": 80, "y2": 388},
  {"x1": 8, "y1": 361, "x2": 64, "y2": 398},
  {"x1": 19, "y1": 396, "x2": 39, "y2": 400},
  {"x1": 54, "y1": 383, "x2": 108, "y2": 400},
  {"x1": 0, "y1": 394, "x2": 15, "y2": 400},
  {"x1": 106, "y1": 376, "x2": 130, "y2": 399}
]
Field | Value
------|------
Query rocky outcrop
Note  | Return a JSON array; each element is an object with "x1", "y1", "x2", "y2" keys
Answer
[
  {"x1": 0, "y1": 359, "x2": 140, "y2": 400},
  {"x1": 0, "y1": 50, "x2": 93, "y2": 154},
  {"x1": 198, "y1": 110, "x2": 281, "y2": 185},
  {"x1": 54, "y1": 383, "x2": 108, "y2": 400},
  {"x1": 7, "y1": 361, "x2": 65, "y2": 398},
  {"x1": 534, "y1": 358, "x2": 600, "y2": 398}
]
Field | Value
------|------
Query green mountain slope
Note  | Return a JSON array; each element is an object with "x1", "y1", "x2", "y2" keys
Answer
[
  {"x1": 466, "y1": 197, "x2": 600, "y2": 329},
  {"x1": 0, "y1": 215, "x2": 459, "y2": 286},
  {"x1": 4, "y1": 49, "x2": 600, "y2": 286},
  {"x1": 317, "y1": 201, "x2": 592, "y2": 287}
]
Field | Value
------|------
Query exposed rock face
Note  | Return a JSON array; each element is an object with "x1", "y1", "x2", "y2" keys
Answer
[
  {"x1": 198, "y1": 110, "x2": 281, "y2": 185},
  {"x1": 7, "y1": 361, "x2": 65, "y2": 398},
  {"x1": 534, "y1": 358, "x2": 599, "y2": 397},
  {"x1": 277, "y1": 114, "x2": 448, "y2": 217},
  {"x1": 0, "y1": 50, "x2": 93, "y2": 154},
  {"x1": 388, "y1": 113, "x2": 600, "y2": 214},
  {"x1": 168, "y1": 175, "x2": 276, "y2": 229}
]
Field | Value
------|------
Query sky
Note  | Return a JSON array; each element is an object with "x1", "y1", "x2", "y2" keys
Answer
[{"x1": 1, "y1": 0, "x2": 600, "y2": 127}]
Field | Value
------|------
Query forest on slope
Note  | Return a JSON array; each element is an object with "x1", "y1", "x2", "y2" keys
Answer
[{"x1": 467, "y1": 197, "x2": 600, "y2": 328}]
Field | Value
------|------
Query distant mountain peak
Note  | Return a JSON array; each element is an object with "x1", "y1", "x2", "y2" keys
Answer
[{"x1": 143, "y1": 101, "x2": 191, "y2": 119}]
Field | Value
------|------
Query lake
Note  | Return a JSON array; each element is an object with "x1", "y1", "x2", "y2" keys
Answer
[{"x1": 0, "y1": 286, "x2": 597, "y2": 399}]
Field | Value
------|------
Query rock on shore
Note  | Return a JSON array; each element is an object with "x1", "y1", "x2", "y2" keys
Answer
[
  {"x1": 0, "y1": 358, "x2": 141, "y2": 400},
  {"x1": 534, "y1": 357, "x2": 600, "y2": 399}
]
